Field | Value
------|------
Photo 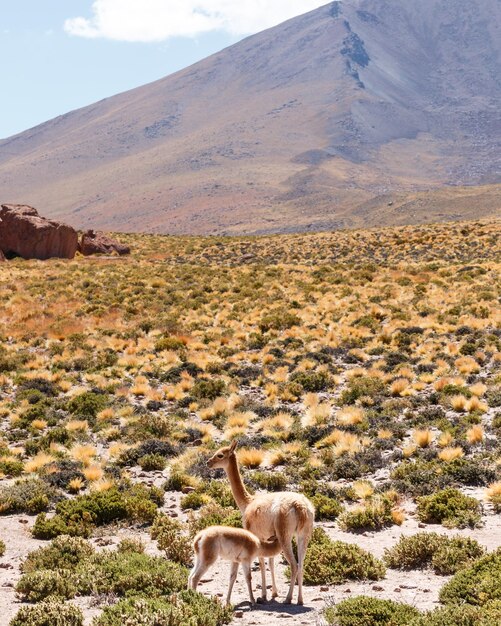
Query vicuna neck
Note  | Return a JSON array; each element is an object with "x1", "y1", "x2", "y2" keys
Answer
[{"x1": 226, "y1": 454, "x2": 252, "y2": 513}]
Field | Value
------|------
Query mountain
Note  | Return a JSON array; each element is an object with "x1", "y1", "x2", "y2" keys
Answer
[{"x1": 1, "y1": 0, "x2": 500, "y2": 235}]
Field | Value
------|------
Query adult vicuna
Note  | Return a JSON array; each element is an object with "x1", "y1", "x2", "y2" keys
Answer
[
  {"x1": 188, "y1": 525, "x2": 280, "y2": 605},
  {"x1": 208, "y1": 440, "x2": 315, "y2": 604}
]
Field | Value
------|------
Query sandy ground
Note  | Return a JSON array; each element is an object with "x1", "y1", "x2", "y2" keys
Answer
[{"x1": 1, "y1": 486, "x2": 500, "y2": 626}]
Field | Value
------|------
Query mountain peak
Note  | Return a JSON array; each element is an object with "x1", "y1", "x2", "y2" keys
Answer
[{"x1": 1, "y1": 0, "x2": 500, "y2": 235}]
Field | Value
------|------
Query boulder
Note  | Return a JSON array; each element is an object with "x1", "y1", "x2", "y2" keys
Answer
[
  {"x1": 79, "y1": 230, "x2": 130, "y2": 256},
  {"x1": 0, "y1": 204, "x2": 78, "y2": 260}
]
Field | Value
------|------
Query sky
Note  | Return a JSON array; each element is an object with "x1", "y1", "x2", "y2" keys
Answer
[{"x1": 0, "y1": 0, "x2": 327, "y2": 139}]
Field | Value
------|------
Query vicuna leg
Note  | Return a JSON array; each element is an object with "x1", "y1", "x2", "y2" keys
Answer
[
  {"x1": 241, "y1": 561, "x2": 255, "y2": 604},
  {"x1": 268, "y1": 557, "x2": 278, "y2": 598},
  {"x1": 258, "y1": 556, "x2": 267, "y2": 601},
  {"x1": 226, "y1": 561, "x2": 239, "y2": 605},
  {"x1": 280, "y1": 538, "x2": 298, "y2": 604},
  {"x1": 188, "y1": 553, "x2": 216, "y2": 592},
  {"x1": 296, "y1": 532, "x2": 310, "y2": 605}
]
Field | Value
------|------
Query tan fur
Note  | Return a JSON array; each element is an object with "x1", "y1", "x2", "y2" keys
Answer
[
  {"x1": 208, "y1": 441, "x2": 315, "y2": 604},
  {"x1": 188, "y1": 525, "x2": 281, "y2": 605}
]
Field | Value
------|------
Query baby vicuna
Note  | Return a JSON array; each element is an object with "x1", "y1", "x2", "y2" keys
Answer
[{"x1": 188, "y1": 525, "x2": 280, "y2": 605}]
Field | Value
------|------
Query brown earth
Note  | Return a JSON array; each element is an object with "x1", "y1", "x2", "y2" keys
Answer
[{"x1": 0, "y1": 0, "x2": 500, "y2": 235}]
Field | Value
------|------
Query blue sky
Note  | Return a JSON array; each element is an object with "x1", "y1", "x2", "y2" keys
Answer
[{"x1": 0, "y1": 1, "x2": 326, "y2": 139}]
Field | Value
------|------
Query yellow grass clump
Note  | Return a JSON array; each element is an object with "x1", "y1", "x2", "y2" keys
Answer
[
  {"x1": 83, "y1": 464, "x2": 104, "y2": 482},
  {"x1": 25, "y1": 453, "x2": 54, "y2": 473},
  {"x1": 412, "y1": 429, "x2": 435, "y2": 448},
  {"x1": 438, "y1": 447, "x2": 464, "y2": 462},
  {"x1": 337, "y1": 406, "x2": 364, "y2": 426},
  {"x1": 353, "y1": 480, "x2": 374, "y2": 500},
  {"x1": 71, "y1": 444, "x2": 97, "y2": 466},
  {"x1": 466, "y1": 425, "x2": 484, "y2": 444},
  {"x1": 238, "y1": 448, "x2": 265, "y2": 468}
]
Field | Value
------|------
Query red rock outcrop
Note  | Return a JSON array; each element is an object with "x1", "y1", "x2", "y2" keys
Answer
[
  {"x1": 0, "y1": 204, "x2": 78, "y2": 260},
  {"x1": 79, "y1": 230, "x2": 130, "y2": 256}
]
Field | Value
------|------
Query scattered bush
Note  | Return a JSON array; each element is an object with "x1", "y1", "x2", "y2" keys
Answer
[
  {"x1": 9, "y1": 599, "x2": 84, "y2": 626},
  {"x1": 151, "y1": 514, "x2": 192, "y2": 566},
  {"x1": 384, "y1": 533, "x2": 485, "y2": 575},
  {"x1": 310, "y1": 493, "x2": 343, "y2": 521},
  {"x1": 416, "y1": 488, "x2": 482, "y2": 528},
  {"x1": 0, "y1": 479, "x2": 59, "y2": 515},
  {"x1": 93, "y1": 591, "x2": 233, "y2": 626},
  {"x1": 440, "y1": 548, "x2": 501, "y2": 606},
  {"x1": 21, "y1": 535, "x2": 94, "y2": 572},
  {"x1": 298, "y1": 529, "x2": 385, "y2": 585},
  {"x1": 410, "y1": 602, "x2": 501, "y2": 626},
  {"x1": 138, "y1": 453, "x2": 166, "y2": 471},
  {"x1": 0, "y1": 538, "x2": 5, "y2": 556},
  {"x1": 324, "y1": 596, "x2": 420, "y2": 626}
]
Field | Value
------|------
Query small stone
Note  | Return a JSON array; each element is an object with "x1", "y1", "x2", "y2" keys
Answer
[
  {"x1": 394, "y1": 588, "x2": 401, "y2": 593},
  {"x1": 344, "y1": 588, "x2": 352, "y2": 593},
  {"x1": 372, "y1": 585, "x2": 384, "y2": 591},
  {"x1": 234, "y1": 611, "x2": 244, "y2": 618},
  {"x1": 18, "y1": 519, "x2": 28, "y2": 524},
  {"x1": 418, "y1": 523, "x2": 426, "y2": 528},
  {"x1": 182, "y1": 486, "x2": 196, "y2": 494},
  {"x1": 320, "y1": 586, "x2": 329, "y2": 592}
]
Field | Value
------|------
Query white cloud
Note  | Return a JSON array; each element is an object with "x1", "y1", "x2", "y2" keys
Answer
[{"x1": 64, "y1": 0, "x2": 328, "y2": 42}]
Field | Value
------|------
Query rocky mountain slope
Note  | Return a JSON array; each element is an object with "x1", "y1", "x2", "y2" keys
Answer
[{"x1": 0, "y1": 0, "x2": 500, "y2": 234}]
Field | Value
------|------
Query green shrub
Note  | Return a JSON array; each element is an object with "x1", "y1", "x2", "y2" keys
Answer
[
  {"x1": 187, "y1": 502, "x2": 242, "y2": 536},
  {"x1": 384, "y1": 533, "x2": 442, "y2": 570},
  {"x1": 411, "y1": 602, "x2": 501, "y2": 625},
  {"x1": 151, "y1": 514, "x2": 192, "y2": 567},
  {"x1": 21, "y1": 535, "x2": 94, "y2": 572},
  {"x1": 338, "y1": 495, "x2": 397, "y2": 531},
  {"x1": 68, "y1": 391, "x2": 108, "y2": 420},
  {"x1": 163, "y1": 468, "x2": 199, "y2": 492},
  {"x1": 298, "y1": 530, "x2": 385, "y2": 585},
  {"x1": 9, "y1": 599, "x2": 84, "y2": 626},
  {"x1": 0, "y1": 538, "x2": 5, "y2": 556},
  {"x1": 0, "y1": 479, "x2": 59, "y2": 515},
  {"x1": 117, "y1": 538, "x2": 145, "y2": 554},
  {"x1": 340, "y1": 377, "x2": 385, "y2": 405},
  {"x1": 180, "y1": 491, "x2": 211, "y2": 510},
  {"x1": 93, "y1": 591, "x2": 233, "y2": 626},
  {"x1": 259, "y1": 310, "x2": 300, "y2": 332},
  {"x1": 78, "y1": 551, "x2": 188, "y2": 598},
  {"x1": 0, "y1": 457, "x2": 24, "y2": 476},
  {"x1": 310, "y1": 493, "x2": 343, "y2": 521},
  {"x1": 290, "y1": 370, "x2": 330, "y2": 392},
  {"x1": 16, "y1": 569, "x2": 77, "y2": 602},
  {"x1": 431, "y1": 536, "x2": 486, "y2": 575},
  {"x1": 384, "y1": 533, "x2": 485, "y2": 575},
  {"x1": 249, "y1": 471, "x2": 288, "y2": 492},
  {"x1": 325, "y1": 596, "x2": 420, "y2": 626},
  {"x1": 440, "y1": 548, "x2": 501, "y2": 606},
  {"x1": 416, "y1": 488, "x2": 481, "y2": 528},
  {"x1": 138, "y1": 453, "x2": 167, "y2": 471},
  {"x1": 202, "y1": 480, "x2": 236, "y2": 507},
  {"x1": 191, "y1": 379, "x2": 226, "y2": 400},
  {"x1": 32, "y1": 485, "x2": 162, "y2": 539}
]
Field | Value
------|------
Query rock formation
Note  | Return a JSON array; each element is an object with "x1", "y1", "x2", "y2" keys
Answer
[
  {"x1": 79, "y1": 230, "x2": 130, "y2": 256},
  {"x1": 0, "y1": 204, "x2": 78, "y2": 260}
]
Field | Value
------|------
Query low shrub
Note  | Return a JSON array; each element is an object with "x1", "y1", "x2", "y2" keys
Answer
[
  {"x1": 180, "y1": 491, "x2": 211, "y2": 510},
  {"x1": 324, "y1": 596, "x2": 420, "y2": 626},
  {"x1": 151, "y1": 514, "x2": 192, "y2": 567},
  {"x1": 138, "y1": 453, "x2": 166, "y2": 471},
  {"x1": 338, "y1": 495, "x2": 397, "y2": 532},
  {"x1": 310, "y1": 493, "x2": 343, "y2": 521},
  {"x1": 68, "y1": 391, "x2": 108, "y2": 420},
  {"x1": 93, "y1": 591, "x2": 233, "y2": 626},
  {"x1": 439, "y1": 548, "x2": 501, "y2": 606},
  {"x1": 117, "y1": 538, "x2": 145, "y2": 554},
  {"x1": 21, "y1": 535, "x2": 94, "y2": 572},
  {"x1": 0, "y1": 538, "x2": 5, "y2": 556},
  {"x1": 0, "y1": 479, "x2": 59, "y2": 515},
  {"x1": 384, "y1": 533, "x2": 485, "y2": 575},
  {"x1": 248, "y1": 471, "x2": 288, "y2": 492},
  {"x1": 298, "y1": 529, "x2": 385, "y2": 585},
  {"x1": 289, "y1": 370, "x2": 330, "y2": 392},
  {"x1": 416, "y1": 488, "x2": 481, "y2": 528},
  {"x1": 16, "y1": 569, "x2": 77, "y2": 602},
  {"x1": 187, "y1": 502, "x2": 242, "y2": 536},
  {"x1": 411, "y1": 602, "x2": 501, "y2": 625},
  {"x1": 0, "y1": 457, "x2": 24, "y2": 476},
  {"x1": 32, "y1": 484, "x2": 162, "y2": 539},
  {"x1": 9, "y1": 599, "x2": 84, "y2": 626}
]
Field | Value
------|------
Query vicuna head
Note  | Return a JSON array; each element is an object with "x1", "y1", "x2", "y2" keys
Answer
[{"x1": 207, "y1": 439, "x2": 237, "y2": 470}]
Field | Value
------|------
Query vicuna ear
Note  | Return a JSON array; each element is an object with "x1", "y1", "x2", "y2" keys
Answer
[{"x1": 229, "y1": 439, "x2": 238, "y2": 453}]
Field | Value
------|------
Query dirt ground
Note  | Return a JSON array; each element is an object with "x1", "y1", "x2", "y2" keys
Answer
[{"x1": 1, "y1": 486, "x2": 500, "y2": 626}]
